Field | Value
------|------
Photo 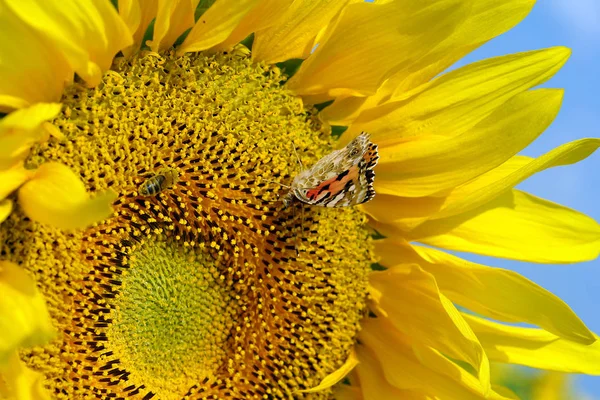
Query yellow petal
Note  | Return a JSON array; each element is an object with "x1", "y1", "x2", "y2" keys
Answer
[
  {"x1": 463, "y1": 314, "x2": 600, "y2": 374},
  {"x1": 42, "y1": 122, "x2": 64, "y2": 141},
  {"x1": 0, "y1": 351, "x2": 51, "y2": 400},
  {"x1": 0, "y1": 3, "x2": 71, "y2": 112},
  {"x1": 369, "y1": 264, "x2": 490, "y2": 388},
  {"x1": 531, "y1": 373, "x2": 570, "y2": 400},
  {"x1": 252, "y1": 0, "x2": 351, "y2": 64},
  {"x1": 491, "y1": 385, "x2": 519, "y2": 400},
  {"x1": 117, "y1": 0, "x2": 142, "y2": 38},
  {"x1": 431, "y1": 138, "x2": 600, "y2": 220},
  {"x1": 17, "y1": 162, "x2": 116, "y2": 230},
  {"x1": 0, "y1": 103, "x2": 63, "y2": 135},
  {"x1": 344, "y1": 47, "x2": 570, "y2": 145},
  {"x1": 390, "y1": 0, "x2": 536, "y2": 98},
  {"x1": 322, "y1": 0, "x2": 536, "y2": 126},
  {"x1": 373, "y1": 239, "x2": 596, "y2": 345},
  {"x1": 287, "y1": 0, "x2": 471, "y2": 97},
  {"x1": 148, "y1": 0, "x2": 199, "y2": 52},
  {"x1": 213, "y1": 0, "x2": 294, "y2": 52},
  {"x1": 119, "y1": 0, "x2": 157, "y2": 56},
  {"x1": 362, "y1": 192, "x2": 445, "y2": 232},
  {"x1": 5, "y1": 0, "x2": 132, "y2": 87},
  {"x1": 359, "y1": 317, "x2": 494, "y2": 400},
  {"x1": 365, "y1": 138, "x2": 600, "y2": 230},
  {"x1": 177, "y1": 0, "x2": 260, "y2": 55},
  {"x1": 0, "y1": 199, "x2": 12, "y2": 223},
  {"x1": 300, "y1": 349, "x2": 358, "y2": 393},
  {"x1": 332, "y1": 384, "x2": 362, "y2": 400},
  {"x1": 0, "y1": 164, "x2": 32, "y2": 200},
  {"x1": 365, "y1": 157, "x2": 530, "y2": 230},
  {"x1": 409, "y1": 189, "x2": 600, "y2": 263},
  {"x1": 0, "y1": 134, "x2": 38, "y2": 171},
  {"x1": 0, "y1": 103, "x2": 62, "y2": 169},
  {"x1": 373, "y1": 89, "x2": 563, "y2": 197},
  {"x1": 354, "y1": 344, "x2": 433, "y2": 400},
  {"x1": 0, "y1": 96, "x2": 29, "y2": 112},
  {"x1": 0, "y1": 261, "x2": 55, "y2": 364}
]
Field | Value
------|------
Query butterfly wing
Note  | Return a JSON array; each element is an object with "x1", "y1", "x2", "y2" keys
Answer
[
  {"x1": 352, "y1": 141, "x2": 378, "y2": 205},
  {"x1": 292, "y1": 134, "x2": 379, "y2": 207}
]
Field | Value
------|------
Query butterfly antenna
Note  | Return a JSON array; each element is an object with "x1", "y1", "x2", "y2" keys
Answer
[
  {"x1": 291, "y1": 141, "x2": 304, "y2": 170},
  {"x1": 262, "y1": 178, "x2": 292, "y2": 189}
]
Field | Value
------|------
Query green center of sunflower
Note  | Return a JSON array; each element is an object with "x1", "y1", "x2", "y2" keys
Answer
[
  {"x1": 2, "y1": 50, "x2": 375, "y2": 399},
  {"x1": 107, "y1": 237, "x2": 233, "y2": 395}
]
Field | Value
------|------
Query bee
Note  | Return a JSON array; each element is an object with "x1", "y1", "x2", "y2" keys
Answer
[{"x1": 138, "y1": 168, "x2": 179, "y2": 196}]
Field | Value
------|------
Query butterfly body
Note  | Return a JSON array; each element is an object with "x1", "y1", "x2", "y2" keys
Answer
[{"x1": 283, "y1": 132, "x2": 379, "y2": 208}]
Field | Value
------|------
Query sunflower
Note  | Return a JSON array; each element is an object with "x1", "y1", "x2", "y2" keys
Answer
[{"x1": 1, "y1": 0, "x2": 599, "y2": 399}]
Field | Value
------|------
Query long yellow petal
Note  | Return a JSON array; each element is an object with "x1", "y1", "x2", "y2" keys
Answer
[
  {"x1": 373, "y1": 89, "x2": 563, "y2": 197},
  {"x1": 332, "y1": 384, "x2": 362, "y2": 400},
  {"x1": 287, "y1": 0, "x2": 471, "y2": 97},
  {"x1": 252, "y1": 0, "x2": 351, "y2": 64},
  {"x1": 343, "y1": 47, "x2": 569, "y2": 145},
  {"x1": 0, "y1": 164, "x2": 32, "y2": 201},
  {"x1": 0, "y1": 199, "x2": 12, "y2": 223},
  {"x1": 119, "y1": 0, "x2": 156, "y2": 56},
  {"x1": 463, "y1": 314, "x2": 600, "y2": 374},
  {"x1": 0, "y1": 103, "x2": 62, "y2": 169},
  {"x1": 359, "y1": 317, "x2": 496, "y2": 400},
  {"x1": 364, "y1": 158, "x2": 531, "y2": 231},
  {"x1": 531, "y1": 373, "x2": 570, "y2": 400},
  {"x1": 373, "y1": 239, "x2": 596, "y2": 345},
  {"x1": 148, "y1": 0, "x2": 199, "y2": 52},
  {"x1": 354, "y1": 344, "x2": 433, "y2": 400},
  {"x1": 5, "y1": 0, "x2": 132, "y2": 87},
  {"x1": 0, "y1": 261, "x2": 55, "y2": 364},
  {"x1": 409, "y1": 189, "x2": 600, "y2": 263},
  {"x1": 0, "y1": 103, "x2": 62, "y2": 135},
  {"x1": 300, "y1": 349, "x2": 358, "y2": 393},
  {"x1": 432, "y1": 138, "x2": 600, "y2": 220},
  {"x1": 365, "y1": 138, "x2": 600, "y2": 230},
  {"x1": 362, "y1": 192, "x2": 444, "y2": 232},
  {"x1": 0, "y1": 4, "x2": 71, "y2": 112},
  {"x1": 321, "y1": 0, "x2": 535, "y2": 125},
  {"x1": 0, "y1": 96, "x2": 28, "y2": 112},
  {"x1": 385, "y1": 0, "x2": 537, "y2": 100},
  {"x1": 213, "y1": 0, "x2": 294, "y2": 52},
  {"x1": 0, "y1": 351, "x2": 50, "y2": 400},
  {"x1": 117, "y1": 0, "x2": 142, "y2": 39},
  {"x1": 177, "y1": 0, "x2": 260, "y2": 55},
  {"x1": 491, "y1": 385, "x2": 519, "y2": 400},
  {"x1": 370, "y1": 264, "x2": 489, "y2": 388},
  {"x1": 17, "y1": 162, "x2": 116, "y2": 230}
]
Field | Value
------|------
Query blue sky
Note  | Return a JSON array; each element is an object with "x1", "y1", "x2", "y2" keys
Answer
[{"x1": 448, "y1": 0, "x2": 600, "y2": 396}]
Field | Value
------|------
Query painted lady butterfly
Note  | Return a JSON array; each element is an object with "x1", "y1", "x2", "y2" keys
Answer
[{"x1": 282, "y1": 132, "x2": 379, "y2": 208}]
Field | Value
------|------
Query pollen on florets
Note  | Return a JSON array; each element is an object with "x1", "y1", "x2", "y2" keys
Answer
[{"x1": 1, "y1": 50, "x2": 375, "y2": 399}]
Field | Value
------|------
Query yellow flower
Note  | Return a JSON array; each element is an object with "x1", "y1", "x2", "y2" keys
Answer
[{"x1": 1, "y1": 0, "x2": 599, "y2": 399}]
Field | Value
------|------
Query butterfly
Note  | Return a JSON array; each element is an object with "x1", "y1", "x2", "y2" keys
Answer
[{"x1": 282, "y1": 132, "x2": 379, "y2": 208}]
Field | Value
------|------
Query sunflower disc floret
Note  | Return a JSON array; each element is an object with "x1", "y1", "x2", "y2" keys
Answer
[{"x1": 1, "y1": 51, "x2": 374, "y2": 399}]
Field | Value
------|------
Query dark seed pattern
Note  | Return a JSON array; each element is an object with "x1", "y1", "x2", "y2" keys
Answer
[{"x1": 1, "y1": 51, "x2": 374, "y2": 399}]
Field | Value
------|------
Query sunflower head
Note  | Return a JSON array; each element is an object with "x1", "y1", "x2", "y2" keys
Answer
[
  {"x1": 2, "y1": 48, "x2": 375, "y2": 398},
  {"x1": 1, "y1": 1, "x2": 600, "y2": 399}
]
